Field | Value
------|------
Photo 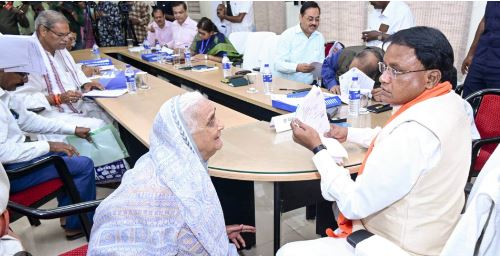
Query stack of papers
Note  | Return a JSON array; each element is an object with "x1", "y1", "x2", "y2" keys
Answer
[
  {"x1": 271, "y1": 90, "x2": 342, "y2": 112},
  {"x1": 83, "y1": 89, "x2": 128, "y2": 98},
  {"x1": 294, "y1": 86, "x2": 348, "y2": 163},
  {"x1": 0, "y1": 35, "x2": 46, "y2": 74}
]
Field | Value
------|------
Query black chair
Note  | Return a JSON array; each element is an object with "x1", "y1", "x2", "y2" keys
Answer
[{"x1": 6, "y1": 156, "x2": 101, "y2": 240}]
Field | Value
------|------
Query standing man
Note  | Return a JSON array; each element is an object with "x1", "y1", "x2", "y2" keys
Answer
[
  {"x1": 147, "y1": 7, "x2": 173, "y2": 46},
  {"x1": 362, "y1": 1, "x2": 414, "y2": 49},
  {"x1": 461, "y1": 2, "x2": 500, "y2": 98},
  {"x1": 128, "y1": 1, "x2": 151, "y2": 44},
  {"x1": 156, "y1": 1, "x2": 175, "y2": 22},
  {"x1": 167, "y1": 1, "x2": 197, "y2": 50},
  {"x1": 278, "y1": 26, "x2": 472, "y2": 256},
  {"x1": 0, "y1": 1, "x2": 29, "y2": 35},
  {"x1": 275, "y1": 1, "x2": 325, "y2": 84},
  {"x1": 217, "y1": 1, "x2": 255, "y2": 33}
]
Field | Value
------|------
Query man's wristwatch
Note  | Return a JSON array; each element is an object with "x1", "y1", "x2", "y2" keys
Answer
[{"x1": 311, "y1": 144, "x2": 327, "y2": 155}]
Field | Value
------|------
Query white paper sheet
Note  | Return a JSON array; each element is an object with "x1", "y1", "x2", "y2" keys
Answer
[
  {"x1": 83, "y1": 89, "x2": 128, "y2": 98},
  {"x1": 295, "y1": 86, "x2": 348, "y2": 162},
  {"x1": 0, "y1": 35, "x2": 46, "y2": 74},
  {"x1": 339, "y1": 67, "x2": 375, "y2": 103}
]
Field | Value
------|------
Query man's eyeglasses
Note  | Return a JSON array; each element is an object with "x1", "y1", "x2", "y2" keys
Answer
[
  {"x1": 378, "y1": 62, "x2": 427, "y2": 79},
  {"x1": 44, "y1": 26, "x2": 71, "y2": 39}
]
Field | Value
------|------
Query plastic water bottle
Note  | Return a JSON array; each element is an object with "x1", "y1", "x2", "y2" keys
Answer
[
  {"x1": 143, "y1": 38, "x2": 150, "y2": 54},
  {"x1": 184, "y1": 45, "x2": 192, "y2": 67},
  {"x1": 91, "y1": 43, "x2": 100, "y2": 59},
  {"x1": 155, "y1": 41, "x2": 161, "y2": 51},
  {"x1": 262, "y1": 64, "x2": 273, "y2": 95},
  {"x1": 349, "y1": 76, "x2": 360, "y2": 116},
  {"x1": 125, "y1": 64, "x2": 137, "y2": 94},
  {"x1": 222, "y1": 54, "x2": 231, "y2": 78}
]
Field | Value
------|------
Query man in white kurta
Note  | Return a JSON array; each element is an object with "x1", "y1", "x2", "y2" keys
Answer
[
  {"x1": 362, "y1": 1, "x2": 415, "y2": 49},
  {"x1": 278, "y1": 27, "x2": 472, "y2": 256},
  {"x1": 12, "y1": 10, "x2": 111, "y2": 142}
]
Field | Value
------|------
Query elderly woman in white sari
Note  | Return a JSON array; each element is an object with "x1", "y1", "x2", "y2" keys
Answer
[{"x1": 88, "y1": 91, "x2": 255, "y2": 255}]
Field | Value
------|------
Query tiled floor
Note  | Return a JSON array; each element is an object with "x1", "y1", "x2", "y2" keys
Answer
[{"x1": 10, "y1": 182, "x2": 321, "y2": 256}]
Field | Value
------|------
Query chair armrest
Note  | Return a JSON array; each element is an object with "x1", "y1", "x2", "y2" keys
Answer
[
  {"x1": 455, "y1": 83, "x2": 464, "y2": 95},
  {"x1": 472, "y1": 136, "x2": 500, "y2": 154},
  {"x1": 347, "y1": 230, "x2": 409, "y2": 256},
  {"x1": 7, "y1": 199, "x2": 103, "y2": 219},
  {"x1": 5, "y1": 156, "x2": 58, "y2": 180},
  {"x1": 471, "y1": 136, "x2": 500, "y2": 172}
]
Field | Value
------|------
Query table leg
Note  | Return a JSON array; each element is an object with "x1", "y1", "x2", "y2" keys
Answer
[{"x1": 274, "y1": 181, "x2": 281, "y2": 254}]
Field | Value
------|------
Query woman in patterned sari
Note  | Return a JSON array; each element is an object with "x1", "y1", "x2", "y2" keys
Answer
[
  {"x1": 95, "y1": 2, "x2": 124, "y2": 47},
  {"x1": 191, "y1": 17, "x2": 241, "y2": 63},
  {"x1": 88, "y1": 91, "x2": 255, "y2": 255}
]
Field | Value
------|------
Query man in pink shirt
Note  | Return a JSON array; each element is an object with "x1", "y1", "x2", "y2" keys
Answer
[
  {"x1": 167, "y1": 1, "x2": 197, "y2": 50},
  {"x1": 147, "y1": 7, "x2": 173, "y2": 46}
]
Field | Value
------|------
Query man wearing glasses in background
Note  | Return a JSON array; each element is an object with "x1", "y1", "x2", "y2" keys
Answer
[
  {"x1": 278, "y1": 26, "x2": 474, "y2": 255},
  {"x1": 275, "y1": 1, "x2": 325, "y2": 85},
  {"x1": 12, "y1": 10, "x2": 113, "y2": 142}
]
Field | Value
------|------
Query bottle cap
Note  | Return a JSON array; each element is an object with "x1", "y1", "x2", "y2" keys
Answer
[
  {"x1": 352, "y1": 77, "x2": 358, "y2": 81},
  {"x1": 264, "y1": 64, "x2": 269, "y2": 67},
  {"x1": 126, "y1": 64, "x2": 131, "y2": 68}
]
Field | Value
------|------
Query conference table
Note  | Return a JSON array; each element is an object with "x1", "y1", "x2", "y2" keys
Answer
[{"x1": 72, "y1": 47, "x2": 391, "y2": 254}]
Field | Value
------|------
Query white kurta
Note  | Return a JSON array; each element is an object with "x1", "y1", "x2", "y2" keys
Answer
[
  {"x1": 12, "y1": 35, "x2": 111, "y2": 141},
  {"x1": 366, "y1": 1, "x2": 415, "y2": 48},
  {"x1": 0, "y1": 88, "x2": 75, "y2": 164},
  {"x1": 0, "y1": 235, "x2": 24, "y2": 256}
]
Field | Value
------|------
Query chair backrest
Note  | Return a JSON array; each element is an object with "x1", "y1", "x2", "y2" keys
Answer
[
  {"x1": 228, "y1": 31, "x2": 250, "y2": 55},
  {"x1": 59, "y1": 244, "x2": 88, "y2": 256},
  {"x1": 241, "y1": 32, "x2": 276, "y2": 70},
  {"x1": 465, "y1": 89, "x2": 500, "y2": 172},
  {"x1": 256, "y1": 33, "x2": 279, "y2": 75},
  {"x1": 324, "y1": 41, "x2": 345, "y2": 57},
  {"x1": 440, "y1": 146, "x2": 500, "y2": 256}
]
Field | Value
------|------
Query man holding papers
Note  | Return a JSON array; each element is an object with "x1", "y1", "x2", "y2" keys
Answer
[
  {"x1": 275, "y1": 1, "x2": 325, "y2": 85},
  {"x1": 278, "y1": 27, "x2": 473, "y2": 255},
  {"x1": 11, "y1": 10, "x2": 128, "y2": 184},
  {"x1": 0, "y1": 35, "x2": 96, "y2": 240},
  {"x1": 13, "y1": 10, "x2": 111, "y2": 142}
]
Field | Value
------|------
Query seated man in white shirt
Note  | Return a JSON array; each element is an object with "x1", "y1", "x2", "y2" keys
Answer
[
  {"x1": 12, "y1": 10, "x2": 128, "y2": 184},
  {"x1": 275, "y1": 1, "x2": 325, "y2": 84},
  {"x1": 362, "y1": 1, "x2": 415, "y2": 49},
  {"x1": 0, "y1": 36, "x2": 96, "y2": 240},
  {"x1": 13, "y1": 10, "x2": 112, "y2": 142},
  {"x1": 278, "y1": 27, "x2": 473, "y2": 256},
  {"x1": 217, "y1": 1, "x2": 255, "y2": 33},
  {"x1": 147, "y1": 7, "x2": 173, "y2": 47}
]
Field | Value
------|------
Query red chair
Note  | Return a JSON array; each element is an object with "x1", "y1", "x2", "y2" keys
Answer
[
  {"x1": 465, "y1": 88, "x2": 500, "y2": 180},
  {"x1": 59, "y1": 244, "x2": 88, "y2": 256},
  {"x1": 6, "y1": 156, "x2": 98, "y2": 240}
]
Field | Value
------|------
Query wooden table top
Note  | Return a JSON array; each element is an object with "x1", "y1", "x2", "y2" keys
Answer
[{"x1": 71, "y1": 48, "x2": 391, "y2": 181}]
